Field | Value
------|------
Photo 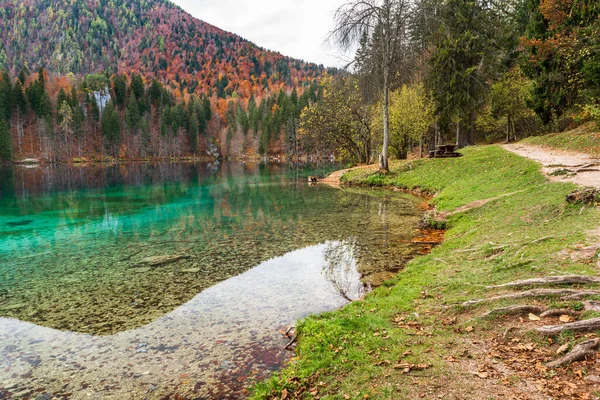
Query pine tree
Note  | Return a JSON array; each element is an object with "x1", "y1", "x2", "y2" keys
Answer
[
  {"x1": 236, "y1": 101, "x2": 249, "y2": 135},
  {"x1": 130, "y1": 74, "x2": 145, "y2": 100},
  {"x1": 112, "y1": 74, "x2": 127, "y2": 109},
  {"x1": 125, "y1": 95, "x2": 141, "y2": 135},
  {"x1": 0, "y1": 120, "x2": 12, "y2": 161},
  {"x1": 101, "y1": 101, "x2": 121, "y2": 156},
  {"x1": 0, "y1": 70, "x2": 14, "y2": 122},
  {"x1": 202, "y1": 96, "x2": 212, "y2": 121}
]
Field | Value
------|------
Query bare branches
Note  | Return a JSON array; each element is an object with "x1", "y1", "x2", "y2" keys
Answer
[{"x1": 329, "y1": 0, "x2": 381, "y2": 53}]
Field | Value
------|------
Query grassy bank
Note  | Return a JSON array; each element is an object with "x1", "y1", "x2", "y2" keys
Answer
[
  {"x1": 523, "y1": 123, "x2": 600, "y2": 155},
  {"x1": 252, "y1": 145, "x2": 600, "y2": 399}
]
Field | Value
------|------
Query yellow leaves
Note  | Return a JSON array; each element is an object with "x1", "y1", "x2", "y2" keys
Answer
[
  {"x1": 535, "y1": 361, "x2": 548, "y2": 374},
  {"x1": 528, "y1": 313, "x2": 541, "y2": 321},
  {"x1": 556, "y1": 343, "x2": 569, "y2": 354},
  {"x1": 378, "y1": 83, "x2": 436, "y2": 143},
  {"x1": 559, "y1": 315, "x2": 571, "y2": 323}
]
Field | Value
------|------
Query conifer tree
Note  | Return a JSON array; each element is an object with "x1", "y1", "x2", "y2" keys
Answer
[
  {"x1": 101, "y1": 101, "x2": 121, "y2": 156},
  {"x1": 0, "y1": 120, "x2": 12, "y2": 161}
]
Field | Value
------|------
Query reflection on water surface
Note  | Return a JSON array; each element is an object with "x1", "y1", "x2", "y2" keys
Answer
[{"x1": 0, "y1": 162, "x2": 423, "y2": 398}]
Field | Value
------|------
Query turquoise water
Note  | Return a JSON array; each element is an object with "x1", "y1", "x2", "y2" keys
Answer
[{"x1": 0, "y1": 162, "x2": 423, "y2": 398}]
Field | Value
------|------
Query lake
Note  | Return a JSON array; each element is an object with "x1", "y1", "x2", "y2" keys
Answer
[{"x1": 0, "y1": 161, "x2": 424, "y2": 399}]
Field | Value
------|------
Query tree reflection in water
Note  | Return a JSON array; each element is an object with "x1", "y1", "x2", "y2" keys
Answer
[{"x1": 322, "y1": 239, "x2": 369, "y2": 302}]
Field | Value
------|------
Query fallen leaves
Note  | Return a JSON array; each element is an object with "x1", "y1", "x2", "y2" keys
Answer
[
  {"x1": 559, "y1": 315, "x2": 572, "y2": 323},
  {"x1": 472, "y1": 371, "x2": 489, "y2": 379},
  {"x1": 488, "y1": 331, "x2": 600, "y2": 400},
  {"x1": 393, "y1": 362, "x2": 432, "y2": 374},
  {"x1": 528, "y1": 313, "x2": 541, "y2": 321},
  {"x1": 556, "y1": 344, "x2": 569, "y2": 354}
]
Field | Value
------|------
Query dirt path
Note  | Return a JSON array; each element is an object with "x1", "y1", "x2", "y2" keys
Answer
[{"x1": 504, "y1": 143, "x2": 600, "y2": 189}]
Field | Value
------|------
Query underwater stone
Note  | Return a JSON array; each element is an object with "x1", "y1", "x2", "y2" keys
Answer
[{"x1": 140, "y1": 255, "x2": 191, "y2": 267}]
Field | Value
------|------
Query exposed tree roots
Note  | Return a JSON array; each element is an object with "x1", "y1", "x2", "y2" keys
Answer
[
  {"x1": 537, "y1": 318, "x2": 600, "y2": 336},
  {"x1": 540, "y1": 309, "x2": 580, "y2": 318},
  {"x1": 584, "y1": 300, "x2": 600, "y2": 312},
  {"x1": 481, "y1": 305, "x2": 546, "y2": 318},
  {"x1": 462, "y1": 289, "x2": 600, "y2": 307},
  {"x1": 566, "y1": 189, "x2": 600, "y2": 205},
  {"x1": 546, "y1": 339, "x2": 600, "y2": 368},
  {"x1": 486, "y1": 275, "x2": 600, "y2": 289}
]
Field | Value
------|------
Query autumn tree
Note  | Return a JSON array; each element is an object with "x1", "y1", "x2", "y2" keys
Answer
[
  {"x1": 299, "y1": 75, "x2": 372, "y2": 163},
  {"x1": 521, "y1": 0, "x2": 600, "y2": 123},
  {"x1": 491, "y1": 67, "x2": 536, "y2": 142},
  {"x1": 373, "y1": 84, "x2": 436, "y2": 158},
  {"x1": 331, "y1": 0, "x2": 414, "y2": 170}
]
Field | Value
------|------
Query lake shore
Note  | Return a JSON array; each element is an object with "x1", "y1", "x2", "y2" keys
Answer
[{"x1": 252, "y1": 145, "x2": 600, "y2": 399}]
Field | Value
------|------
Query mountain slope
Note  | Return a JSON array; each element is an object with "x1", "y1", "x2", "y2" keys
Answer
[
  {"x1": 0, "y1": 0, "x2": 332, "y2": 161},
  {"x1": 0, "y1": 0, "x2": 325, "y2": 98}
]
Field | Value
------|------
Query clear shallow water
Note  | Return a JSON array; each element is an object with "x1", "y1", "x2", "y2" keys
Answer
[{"x1": 0, "y1": 162, "x2": 423, "y2": 399}]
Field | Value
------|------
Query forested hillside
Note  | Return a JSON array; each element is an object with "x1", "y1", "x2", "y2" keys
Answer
[
  {"x1": 0, "y1": 0, "x2": 330, "y2": 161},
  {"x1": 302, "y1": 0, "x2": 600, "y2": 168}
]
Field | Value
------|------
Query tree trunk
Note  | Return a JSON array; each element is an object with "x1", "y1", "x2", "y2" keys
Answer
[
  {"x1": 455, "y1": 120, "x2": 468, "y2": 149},
  {"x1": 380, "y1": 64, "x2": 390, "y2": 172},
  {"x1": 468, "y1": 111, "x2": 475, "y2": 145},
  {"x1": 511, "y1": 117, "x2": 516, "y2": 141}
]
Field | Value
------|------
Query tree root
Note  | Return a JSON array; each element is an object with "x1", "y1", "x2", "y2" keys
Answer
[
  {"x1": 567, "y1": 189, "x2": 599, "y2": 205},
  {"x1": 284, "y1": 335, "x2": 297, "y2": 350},
  {"x1": 462, "y1": 289, "x2": 600, "y2": 307},
  {"x1": 540, "y1": 309, "x2": 580, "y2": 318},
  {"x1": 546, "y1": 339, "x2": 600, "y2": 368},
  {"x1": 481, "y1": 305, "x2": 546, "y2": 318},
  {"x1": 584, "y1": 300, "x2": 600, "y2": 312},
  {"x1": 486, "y1": 275, "x2": 600, "y2": 289},
  {"x1": 537, "y1": 317, "x2": 600, "y2": 336}
]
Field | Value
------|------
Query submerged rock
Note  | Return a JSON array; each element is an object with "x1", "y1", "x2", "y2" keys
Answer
[
  {"x1": 139, "y1": 254, "x2": 191, "y2": 267},
  {"x1": 5, "y1": 220, "x2": 34, "y2": 227},
  {"x1": 181, "y1": 268, "x2": 201, "y2": 273}
]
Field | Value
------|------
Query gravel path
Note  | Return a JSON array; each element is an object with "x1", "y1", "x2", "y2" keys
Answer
[{"x1": 504, "y1": 143, "x2": 600, "y2": 189}]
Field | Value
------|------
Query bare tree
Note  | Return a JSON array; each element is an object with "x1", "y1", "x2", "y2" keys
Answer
[{"x1": 330, "y1": 0, "x2": 414, "y2": 171}]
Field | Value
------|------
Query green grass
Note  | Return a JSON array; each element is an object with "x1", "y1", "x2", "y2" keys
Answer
[
  {"x1": 251, "y1": 145, "x2": 600, "y2": 399},
  {"x1": 522, "y1": 122, "x2": 600, "y2": 156}
]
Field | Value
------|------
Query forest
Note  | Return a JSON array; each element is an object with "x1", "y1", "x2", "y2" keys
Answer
[
  {"x1": 1, "y1": 0, "x2": 599, "y2": 164},
  {"x1": 0, "y1": 0, "x2": 329, "y2": 162},
  {"x1": 302, "y1": 0, "x2": 600, "y2": 167},
  {"x1": 0, "y1": 68, "x2": 321, "y2": 161}
]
